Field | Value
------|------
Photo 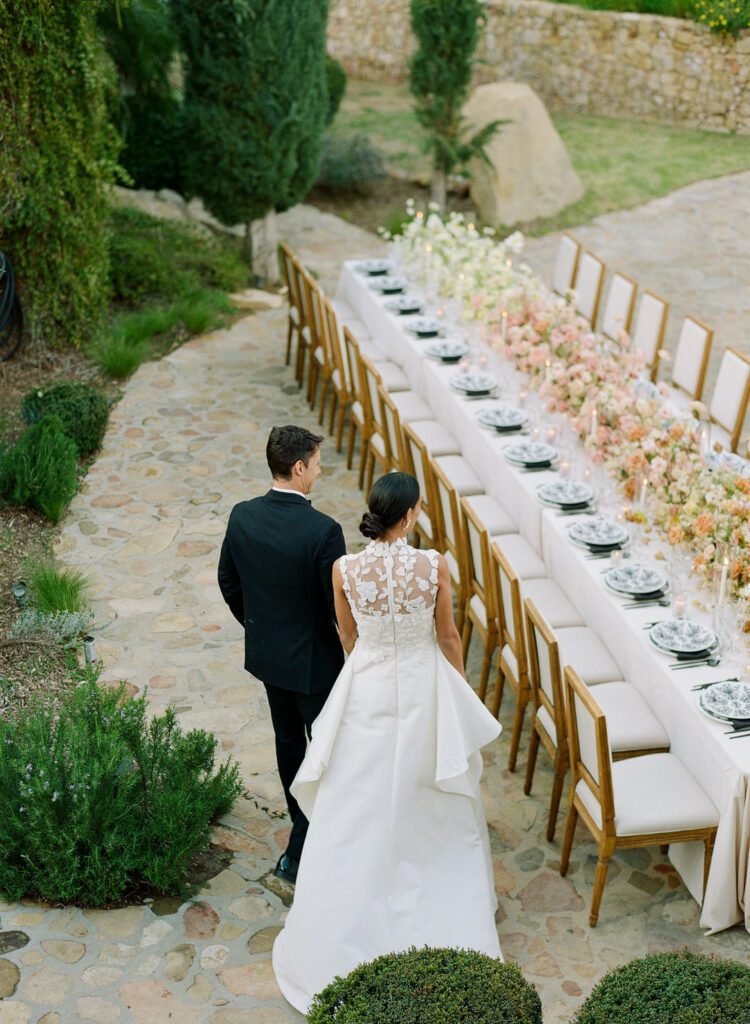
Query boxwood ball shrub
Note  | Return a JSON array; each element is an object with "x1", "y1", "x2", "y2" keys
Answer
[
  {"x1": 0, "y1": 681, "x2": 244, "y2": 906},
  {"x1": 0, "y1": 415, "x2": 78, "y2": 523},
  {"x1": 316, "y1": 134, "x2": 387, "y2": 196},
  {"x1": 22, "y1": 382, "x2": 109, "y2": 458},
  {"x1": 308, "y1": 947, "x2": 542, "y2": 1024},
  {"x1": 572, "y1": 949, "x2": 750, "y2": 1024}
]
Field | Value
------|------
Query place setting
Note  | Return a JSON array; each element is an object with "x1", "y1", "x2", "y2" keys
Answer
[
  {"x1": 426, "y1": 339, "x2": 470, "y2": 364},
  {"x1": 405, "y1": 316, "x2": 446, "y2": 339},
  {"x1": 696, "y1": 678, "x2": 750, "y2": 738},
  {"x1": 449, "y1": 370, "x2": 499, "y2": 401},
  {"x1": 503, "y1": 440, "x2": 559, "y2": 473},
  {"x1": 353, "y1": 258, "x2": 392, "y2": 277},
  {"x1": 645, "y1": 618, "x2": 721, "y2": 670},
  {"x1": 537, "y1": 478, "x2": 595, "y2": 516},
  {"x1": 476, "y1": 405, "x2": 528, "y2": 435},
  {"x1": 385, "y1": 295, "x2": 424, "y2": 316},
  {"x1": 603, "y1": 563, "x2": 671, "y2": 609},
  {"x1": 368, "y1": 274, "x2": 407, "y2": 295}
]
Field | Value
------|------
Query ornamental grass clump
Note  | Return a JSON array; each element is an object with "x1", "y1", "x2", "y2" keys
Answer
[
  {"x1": 308, "y1": 947, "x2": 542, "y2": 1024},
  {"x1": 572, "y1": 949, "x2": 750, "y2": 1024},
  {"x1": 22, "y1": 382, "x2": 109, "y2": 458},
  {"x1": 0, "y1": 681, "x2": 244, "y2": 906},
  {"x1": 0, "y1": 415, "x2": 78, "y2": 523},
  {"x1": 26, "y1": 561, "x2": 91, "y2": 614}
]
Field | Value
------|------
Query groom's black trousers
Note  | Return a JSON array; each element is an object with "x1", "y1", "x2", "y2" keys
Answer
[{"x1": 264, "y1": 683, "x2": 329, "y2": 863}]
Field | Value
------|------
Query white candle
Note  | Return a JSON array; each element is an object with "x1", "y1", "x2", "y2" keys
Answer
[
  {"x1": 457, "y1": 271, "x2": 466, "y2": 310},
  {"x1": 559, "y1": 459, "x2": 571, "y2": 478},
  {"x1": 718, "y1": 556, "x2": 729, "y2": 607},
  {"x1": 545, "y1": 359, "x2": 552, "y2": 385},
  {"x1": 639, "y1": 478, "x2": 649, "y2": 511},
  {"x1": 673, "y1": 595, "x2": 687, "y2": 618},
  {"x1": 590, "y1": 407, "x2": 598, "y2": 440},
  {"x1": 518, "y1": 388, "x2": 528, "y2": 409},
  {"x1": 501, "y1": 310, "x2": 508, "y2": 346}
]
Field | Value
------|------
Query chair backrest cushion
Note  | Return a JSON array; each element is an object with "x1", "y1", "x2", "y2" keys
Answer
[
  {"x1": 575, "y1": 252, "x2": 604, "y2": 324},
  {"x1": 672, "y1": 317, "x2": 711, "y2": 398},
  {"x1": 709, "y1": 349, "x2": 750, "y2": 436},
  {"x1": 632, "y1": 291, "x2": 666, "y2": 367},
  {"x1": 601, "y1": 273, "x2": 636, "y2": 340},
  {"x1": 553, "y1": 234, "x2": 580, "y2": 295}
]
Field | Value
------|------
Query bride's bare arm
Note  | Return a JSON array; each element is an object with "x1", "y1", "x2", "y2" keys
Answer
[
  {"x1": 332, "y1": 560, "x2": 357, "y2": 654},
  {"x1": 435, "y1": 554, "x2": 466, "y2": 678}
]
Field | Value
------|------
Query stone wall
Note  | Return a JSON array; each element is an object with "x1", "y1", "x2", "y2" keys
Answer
[{"x1": 328, "y1": 0, "x2": 750, "y2": 133}]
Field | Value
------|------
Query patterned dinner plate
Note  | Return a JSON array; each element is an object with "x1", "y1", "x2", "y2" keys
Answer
[
  {"x1": 505, "y1": 441, "x2": 558, "y2": 466},
  {"x1": 699, "y1": 680, "x2": 750, "y2": 723},
  {"x1": 649, "y1": 618, "x2": 718, "y2": 655},
  {"x1": 450, "y1": 372, "x2": 498, "y2": 396},
  {"x1": 406, "y1": 317, "x2": 444, "y2": 338},
  {"x1": 707, "y1": 450, "x2": 750, "y2": 478},
  {"x1": 538, "y1": 480, "x2": 594, "y2": 507},
  {"x1": 355, "y1": 259, "x2": 392, "y2": 276},
  {"x1": 604, "y1": 563, "x2": 668, "y2": 596},
  {"x1": 569, "y1": 517, "x2": 628, "y2": 548},
  {"x1": 369, "y1": 275, "x2": 406, "y2": 294},
  {"x1": 385, "y1": 295, "x2": 424, "y2": 315},
  {"x1": 477, "y1": 406, "x2": 528, "y2": 430},
  {"x1": 426, "y1": 341, "x2": 469, "y2": 362}
]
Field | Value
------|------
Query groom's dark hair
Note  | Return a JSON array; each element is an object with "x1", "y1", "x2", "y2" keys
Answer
[{"x1": 267, "y1": 425, "x2": 324, "y2": 479}]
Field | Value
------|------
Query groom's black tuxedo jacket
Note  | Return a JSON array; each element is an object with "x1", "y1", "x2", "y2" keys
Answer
[{"x1": 218, "y1": 489, "x2": 346, "y2": 695}]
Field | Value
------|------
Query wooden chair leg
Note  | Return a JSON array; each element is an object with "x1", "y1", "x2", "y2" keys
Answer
[
  {"x1": 559, "y1": 798, "x2": 578, "y2": 877},
  {"x1": 547, "y1": 748, "x2": 568, "y2": 842},
  {"x1": 317, "y1": 376, "x2": 329, "y2": 425},
  {"x1": 703, "y1": 832, "x2": 715, "y2": 897},
  {"x1": 347, "y1": 420, "x2": 357, "y2": 470},
  {"x1": 478, "y1": 636, "x2": 495, "y2": 703},
  {"x1": 335, "y1": 400, "x2": 347, "y2": 453},
  {"x1": 307, "y1": 360, "x2": 318, "y2": 407},
  {"x1": 524, "y1": 726, "x2": 540, "y2": 795},
  {"x1": 327, "y1": 388, "x2": 337, "y2": 434},
  {"x1": 358, "y1": 438, "x2": 369, "y2": 490},
  {"x1": 490, "y1": 663, "x2": 506, "y2": 718},
  {"x1": 507, "y1": 689, "x2": 528, "y2": 772},
  {"x1": 285, "y1": 319, "x2": 293, "y2": 365},
  {"x1": 461, "y1": 617, "x2": 473, "y2": 662},
  {"x1": 365, "y1": 452, "x2": 375, "y2": 493},
  {"x1": 589, "y1": 849, "x2": 612, "y2": 927},
  {"x1": 660, "y1": 844, "x2": 669, "y2": 854}
]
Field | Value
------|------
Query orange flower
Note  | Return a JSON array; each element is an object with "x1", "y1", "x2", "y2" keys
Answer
[
  {"x1": 669, "y1": 423, "x2": 685, "y2": 441},
  {"x1": 627, "y1": 425, "x2": 647, "y2": 442},
  {"x1": 692, "y1": 512, "x2": 714, "y2": 537},
  {"x1": 668, "y1": 525, "x2": 685, "y2": 545},
  {"x1": 736, "y1": 478, "x2": 750, "y2": 494}
]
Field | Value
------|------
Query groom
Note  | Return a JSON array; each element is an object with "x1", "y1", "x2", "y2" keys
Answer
[{"x1": 218, "y1": 425, "x2": 346, "y2": 883}]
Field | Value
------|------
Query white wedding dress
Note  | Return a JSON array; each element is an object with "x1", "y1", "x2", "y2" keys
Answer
[{"x1": 272, "y1": 538, "x2": 503, "y2": 1013}]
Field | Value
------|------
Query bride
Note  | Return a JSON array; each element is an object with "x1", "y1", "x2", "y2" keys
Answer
[{"x1": 272, "y1": 472, "x2": 502, "y2": 1012}]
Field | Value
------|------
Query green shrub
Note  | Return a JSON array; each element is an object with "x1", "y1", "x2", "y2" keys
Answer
[
  {"x1": 572, "y1": 950, "x2": 750, "y2": 1024},
  {"x1": 0, "y1": 681, "x2": 244, "y2": 906},
  {"x1": 691, "y1": 0, "x2": 750, "y2": 34},
  {"x1": 88, "y1": 330, "x2": 148, "y2": 380},
  {"x1": 316, "y1": 133, "x2": 387, "y2": 195},
  {"x1": 27, "y1": 562, "x2": 90, "y2": 615},
  {"x1": 0, "y1": 416, "x2": 78, "y2": 523},
  {"x1": 10, "y1": 609, "x2": 93, "y2": 648},
  {"x1": 325, "y1": 54, "x2": 347, "y2": 125},
  {"x1": 22, "y1": 382, "x2": 109, "y2": 458},
  {"x1": 308, "y1": 947, "x2": 542, "y2": 1024},
  {"x1": 0, "y1": 1, "x2": 120, "y2": 347}
]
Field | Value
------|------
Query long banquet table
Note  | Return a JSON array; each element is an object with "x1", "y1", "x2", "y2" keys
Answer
[{"x1": 338, "y1": 259, "x2": 750, "y2": 935}]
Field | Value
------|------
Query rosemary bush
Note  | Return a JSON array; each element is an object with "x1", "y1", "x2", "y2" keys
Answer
[{"x1": 0, "y1": 682, "x2": 244, "y2": 905}]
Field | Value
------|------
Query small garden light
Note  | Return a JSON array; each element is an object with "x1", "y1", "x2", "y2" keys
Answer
[
  {"x1": 83, "y1": 636, "x2": 97, "y2": 665},
  {"x1": 12, "y1": 580, "x2": 28, "y2": 608}
]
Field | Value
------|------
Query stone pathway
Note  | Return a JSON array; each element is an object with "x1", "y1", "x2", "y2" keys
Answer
[
  {"x1": 523, "y1": 171, "x2": 750, "y2": 404},
  {"x1": 2, "y1": 200, "x2": 749, "y2": 1024}
]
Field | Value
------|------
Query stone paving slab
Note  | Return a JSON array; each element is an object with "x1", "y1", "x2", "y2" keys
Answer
[
  {"x1": 523, "y1": 171, "x2": 750, "y2": 406},
  {"x1": 2, "y1": 199, "x2": 749, "y2": 1024}
]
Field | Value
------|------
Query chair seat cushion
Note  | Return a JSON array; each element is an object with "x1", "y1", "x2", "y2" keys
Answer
[
  {"x1": 435, "y1": 455, "x2": 483, "y2": 496},
  {"x1": 370, "y1": 432, "x2": 386, "y2": 458},
  {"x1": 290, "y1": 305, "x2": 301, "y2": 325},
  {"x1": 359, "y1": 338, "x2": 382, "y2": 361},
  {"x1": 536, "y1": 703, "x2": 557, "y2": 745},
  {"x1": 576, "y1": 753, "x2": 718, "y2": 836},
  {"x1": 409, "y1": 420, "x2": 460, "y2": 457},
  {"x1": 351, "y1": 400, "x2": 364, "y2": 424},
  {"x1": 595, "y1": 682, "x2": 670, "y2": 754},
  {"x1": 491, "y1": 533, "x2": 546, "y2": 580},
  {"x1": 445, "y1": 549, "x2": 461, "y2": 586},
  {"x1": 374, "y1": 360, "x2": 409, "y2": 392},
  {"x1": 392, "y1": 391, "x2": 432, "y2": 422},
  {"x1": 556, "y1": 626, "x2": 621, "y2": 685},
  {"x1": 332, "y1": 367, "x2": 343, "y2": 390},
  {"x1": 417, "y1": 510, "x2": 434, "y2": 541},
  {"x1": 521, "y1": 578, "x2": 582, "y2": 628},
  {"x1": 313, "y1": 345, "x2": 325, "y2": 366},
  {"x1": 463, "y1": 494, "x2": 516, "y2": 537}
]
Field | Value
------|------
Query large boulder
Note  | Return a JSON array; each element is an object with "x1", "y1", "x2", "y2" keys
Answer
[{"x1": 463, "y1": 82, "x2": 584, "y2": 227}]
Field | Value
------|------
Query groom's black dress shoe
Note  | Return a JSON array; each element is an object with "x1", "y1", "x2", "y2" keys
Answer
[{"x1": 274, "y1": 853, "x2": 299, "y2": 884}]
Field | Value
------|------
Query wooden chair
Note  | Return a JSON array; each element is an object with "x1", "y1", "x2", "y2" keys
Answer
[
  {"x1": 342, "y1": 326, "x2": 370, "y2": 477},
  {"x1": 552, "y1": 234, "x2": 581, "y2": 296},
  {"x1": 600, "y1": 271, "x2": 637, "y2": 341},
  {"x1": 561, "y1": 666, "x2": 718, "y2": 927},
  {"x1": 378, "y1": 386, "x2": 432, "y2": 474},
  {"x1": 524, "y1": 602, "x2": 669, "y2": 842},
  {"x1": 402, "y1": 422, "x2": 455, "y2": 550},
  {"x1": 573, "y1": 251, "x2": 605, "y2": 328},
  {"x1": 631, "y1": 291, "x2": 668, "y2": 382},
  {"x1": 671, "y1": 316, "x2": 713, "y2": 402},
  {"x1": 322, "y1": 296, "x2": 353, "y2": 452},
  {"x1": 359, "y1": 354, "x2": 391, "y2": 492},
  {"x1": 279, "y1": 242, "x2": 303, "y2": 368},
  {"x1": 302, "y1": 270, "x2": 330, "y2": 411},
  {"x1": 291, "y1": 252, "x2": 313, "y2": 386},
  {"x1": 459, "y1": 497, "x2": 502, "y2": 701},
  {"x1": 429, "y1": 456, "x2": 484, "y2": 634},
  {"x1": 708, "y1": 347, "x2": 750, "y2": 453}
]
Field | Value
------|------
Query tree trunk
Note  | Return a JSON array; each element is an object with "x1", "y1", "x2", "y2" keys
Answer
[
  {"x1": 430, "y1": 167, "x2": 447, "y2": 211},
  {"x1": 251, "y1": 208, "x2": 280, "y2": 286},
  {"x1": 242, "y1": 222, "x2": 253, "y2": 267}
]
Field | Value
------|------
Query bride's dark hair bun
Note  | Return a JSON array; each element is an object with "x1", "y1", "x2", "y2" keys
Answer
[
  {"x1": 359, "y1": 472, "x2": 420, "y2": 540},
  {"x1": 359, "y1": 511, "x2": 385, "y2": 539}
]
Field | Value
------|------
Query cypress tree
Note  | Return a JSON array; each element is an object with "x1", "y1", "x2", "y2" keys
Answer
[
  {"x1": 409, "y1": 0, "x2": 501, "y2": 210},
  {"x1": 171, "y1": 0, "x2": 329, "y2": 282}
]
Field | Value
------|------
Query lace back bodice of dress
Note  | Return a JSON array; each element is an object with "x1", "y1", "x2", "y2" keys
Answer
[{"x1": 340, "y1": 538, "x2": 440, "y2": 652}]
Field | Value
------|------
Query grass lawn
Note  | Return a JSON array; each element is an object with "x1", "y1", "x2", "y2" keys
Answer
[{"x1": 329, "y1": 79, "x2": 750, "y2": 235}]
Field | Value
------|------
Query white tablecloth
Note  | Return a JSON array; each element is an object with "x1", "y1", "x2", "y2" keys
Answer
[{"x1": 338, "y1": 260, "x2": 750, "y2": 934}]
